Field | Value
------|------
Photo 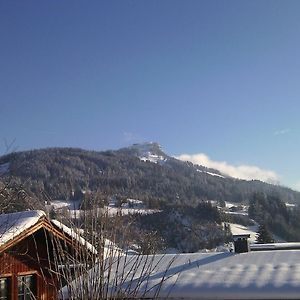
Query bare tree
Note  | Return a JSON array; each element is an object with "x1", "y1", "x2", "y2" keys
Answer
[{"x1": 52, "y1": 197, "x2": 177, "y2": 299}]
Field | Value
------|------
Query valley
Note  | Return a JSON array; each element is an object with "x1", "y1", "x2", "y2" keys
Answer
[{"x1": 0, "y1": 142, "x2": 299, "y2": 253}]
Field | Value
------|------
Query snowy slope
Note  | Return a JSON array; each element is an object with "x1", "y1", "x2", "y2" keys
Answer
[
  {"x1": 130, "y1": 142, "x2": 167, "y2": 164},
  {"x1": 140, "y1": 153, "x2": 167, "y2": 164},
  {"x1": 105, "y1": 206, "x2": 159, "y2": 216},
  {"x1": 229, "y1": 223, "x2": 258, "y2": 243},
  {"x1": 197, "y1": 169, "x2": 225, "y2": 178}
]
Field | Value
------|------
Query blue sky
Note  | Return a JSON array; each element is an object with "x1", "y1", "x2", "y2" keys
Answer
[{"x1": 0, "y1": 1, "x2": 300, "y2": 190}]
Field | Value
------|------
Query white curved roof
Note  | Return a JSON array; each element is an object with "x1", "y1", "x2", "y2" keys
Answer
[{"x1": 61, "y1": 250, "x2": 300, "y2": 299}]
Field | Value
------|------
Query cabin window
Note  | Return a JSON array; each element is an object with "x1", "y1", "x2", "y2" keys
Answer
[
  {"x1": 0, "y1": 277, "x2": 10, "y2": 300},
  {"x1": 17, "y1": 275, "x2": 36, "y2": 300}
]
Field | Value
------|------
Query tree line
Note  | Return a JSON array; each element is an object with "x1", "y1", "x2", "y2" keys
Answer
[{"x1": 249, "y1": 192, "x2": 300, "y2": 241}]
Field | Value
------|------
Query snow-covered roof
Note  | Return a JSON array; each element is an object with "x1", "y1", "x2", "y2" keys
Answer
[
  {"x1": 61, "y1": 250, "x2": 300, "y2": 299},
  {"x1": 0, "y1": 210, "x2": 46, "y2": 247},
  {"x1": 0, "y1": 210, "x2": 96, "y2": 254},
  {"x1": 251, "y1": 242, "x2": 300, "y2": 251},
  {"x1": 51, "y1": 219, "x2": 97, "y2": 254}
]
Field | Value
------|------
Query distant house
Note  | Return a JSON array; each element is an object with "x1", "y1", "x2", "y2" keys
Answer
[
  {"x1": 121, "y1": 199, "x2": 144, "y2": 209},
  {"x1": 0, "y1": 210, "x2": 95, "y2": 300},
  {"x1": 61, "y1": 235, "x2": 300, "y2": 300}
]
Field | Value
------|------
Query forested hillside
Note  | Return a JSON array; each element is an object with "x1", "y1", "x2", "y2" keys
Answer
[
  {"x1": 1, "y1": 143, "x2": 300, "y2": 250},
  {"x1": 0, "y1": 143, "x2": 299, "y2": 208},
  {"x1": 0, "y1": 144, "x2": 300, "y2": 207},
  {"x1": 249, "y1": 192, "x2": 300, "y2": 241}
]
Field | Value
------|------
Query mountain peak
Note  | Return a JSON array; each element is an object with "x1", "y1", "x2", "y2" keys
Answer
[
  {"x1": 130, "y1": 142, "x2": 163, "y2": 153},
  {"x1": 126, "y1": 142, "x2": 167, "y2": 164}
]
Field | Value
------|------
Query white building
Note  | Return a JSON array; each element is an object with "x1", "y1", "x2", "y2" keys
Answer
[{"x1": 61, "y1": 247, "x2": 300, "y2": 299}]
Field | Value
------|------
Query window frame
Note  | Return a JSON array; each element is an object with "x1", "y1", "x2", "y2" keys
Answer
[
  {"x1": 0, "y1": 276, "x2": 11, "y2": 300},
  {"x1": 17, "y1": 273, "x2": 37, "y2": 300}
]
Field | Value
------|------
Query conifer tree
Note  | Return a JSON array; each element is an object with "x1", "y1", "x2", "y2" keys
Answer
[{"x1": 256, "y1": 223, "x2": 274, "y2": 243}]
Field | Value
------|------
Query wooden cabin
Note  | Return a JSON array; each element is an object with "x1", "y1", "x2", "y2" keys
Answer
[{"x1": 0, "y1": 210, "x2": 95, "y2": 300}]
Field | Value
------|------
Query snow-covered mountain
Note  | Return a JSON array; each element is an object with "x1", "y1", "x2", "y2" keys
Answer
[
  {"x1": 1, "y1": 143, "x2": 300, "y2": 249},
  {"x1": 128, "y1": 142, "x2": 167, "y2": 164},
  {"x1": 124, "y1": 142, "x2": 228, "y2": 178},
  {"x1": 1, "y1": 143, "x2": 300, "y2": 208}
]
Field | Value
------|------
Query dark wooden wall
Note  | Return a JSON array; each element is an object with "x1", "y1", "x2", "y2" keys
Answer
[{"x1": 0, "y1": 228, "x2": 58, "y2": 300}]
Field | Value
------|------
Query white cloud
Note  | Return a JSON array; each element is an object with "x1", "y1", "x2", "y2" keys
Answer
[
  {"x1": 274, "y1": 128, "x2": 291, "y2": 136},
  {"x1": 291, "y1": 181, "x2": 300, "y2": 192},
  {"x1": 176, "y1": 153, "x2": 279, "y2": 184}
]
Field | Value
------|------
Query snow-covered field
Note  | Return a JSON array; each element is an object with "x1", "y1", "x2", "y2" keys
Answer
[
  {"x1": 286, "y1": 202, "x2": 297, "y2": 208},
  {"x1": 225, "y1": 211, "x2": 249, "y2": 216},
  {"x1": 140, "y1": 154, "x2": 167, "y2": 164},
  {"x1": 49, "y1": 200, "x2": 81, "y2": 210},
  {"x1": 64, "y1": 206, "x2": 159, "y2": 219},
  {"x1": 131, "y1": 142, "x2": 167, "y2": 165},
  {"x1": 104, "y1": 206, "x2": 159, "y2": 216},
  {"x1": 229, "y1": 223, "x2": 258, "y2": 243}
]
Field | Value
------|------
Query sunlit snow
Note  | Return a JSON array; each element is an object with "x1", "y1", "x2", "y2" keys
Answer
[{"x1": 197, "y1": 169, "x2": 225, "y2": 178}]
